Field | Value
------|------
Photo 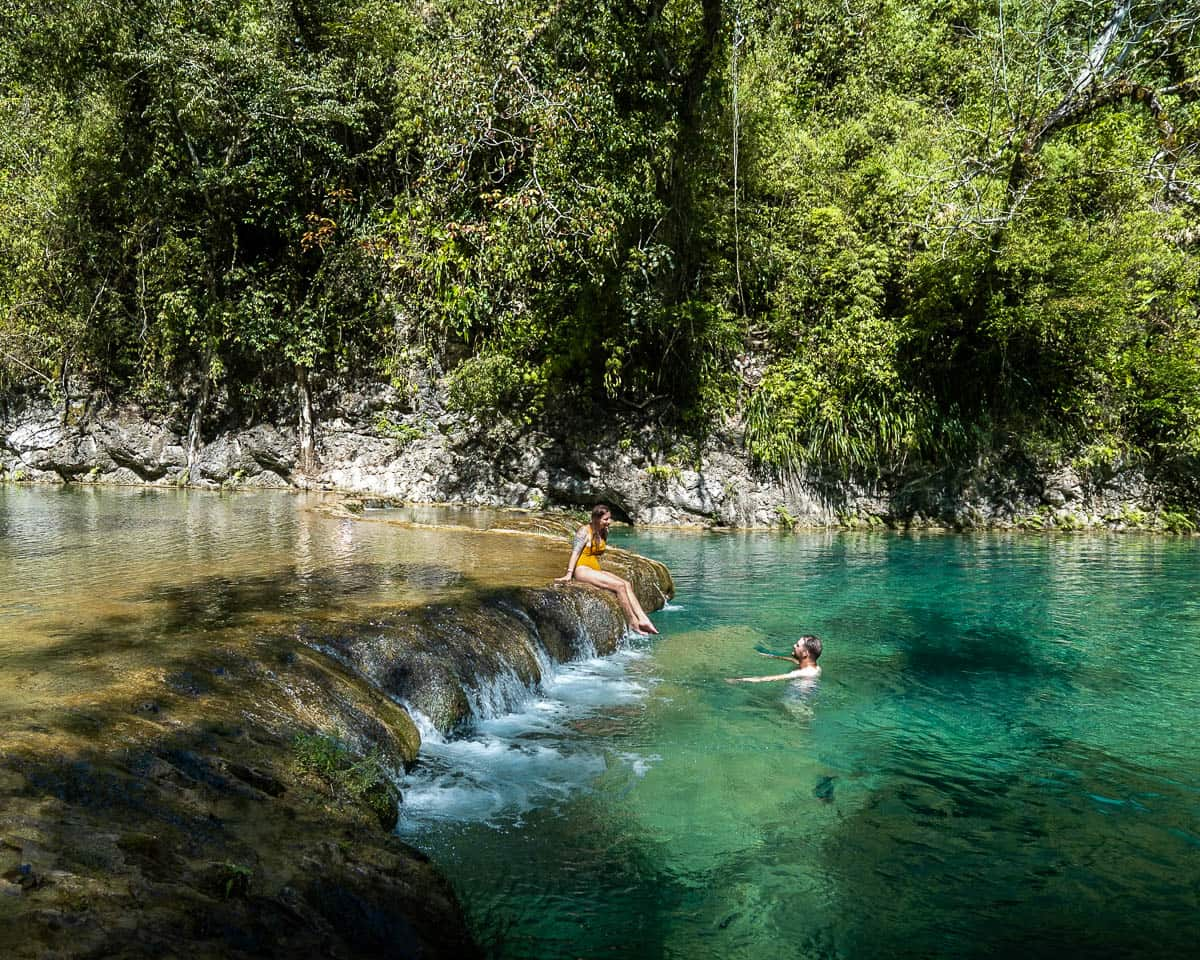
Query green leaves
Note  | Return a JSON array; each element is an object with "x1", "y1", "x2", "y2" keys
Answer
[
  {"x1": 0, "y1": 0, "x2": 1197, "y2": 477},
  {"x1": 0, "y1": 0, "x2": 411, "y2": 398}
]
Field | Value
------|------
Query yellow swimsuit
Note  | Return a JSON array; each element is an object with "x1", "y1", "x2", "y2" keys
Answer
[{"x1": 574, "y1": 527, "x2": 606, "y2": 570}]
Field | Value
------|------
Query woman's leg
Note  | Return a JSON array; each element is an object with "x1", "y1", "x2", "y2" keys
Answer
[
  {"x1": 573, "y1": 567, "x2": 657, "y2": 634},
  {"x1": 619, "y1": 577, "x2": 657, "y2": 633},
  {"x1": 626, "y1": 579, "x2": 651, "y2": 622},
  {"x1": 572, "y1": 566, "x2": 643, "y2": 631}
]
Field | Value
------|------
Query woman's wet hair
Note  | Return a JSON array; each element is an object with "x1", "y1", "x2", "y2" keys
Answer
[{"x1": 796, "y1": 635, "x2": 822, "y2": 661}]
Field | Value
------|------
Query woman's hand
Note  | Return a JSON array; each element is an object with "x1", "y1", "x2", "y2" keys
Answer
[{"x1": 554, "y1": 573, "x2": 573, "y2": 584}]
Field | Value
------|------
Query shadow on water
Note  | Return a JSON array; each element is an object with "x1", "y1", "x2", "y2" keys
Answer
[
  {"x1": 894, "y1": 618, "x2": 1046, "y2": 678},
  {"x1": 0, "y1": 559, "x2": 452, "y2": 669},
  {"x1": 0, "y1": 632, "x2": 482, "y2": 959},
  {"x1": 0, "y1": 555, "x2": 524, "y2": 739},
  {"x1": 804, "y1": 725, "x2": 1200, "y2": 960},
  {"x1": 141, "y1": 559, "x2": 468, "y2": 630}
]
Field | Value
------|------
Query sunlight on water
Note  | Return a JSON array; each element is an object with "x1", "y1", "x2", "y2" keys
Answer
[{"x1": 0, "y1": 485, "x2": 564, "y2": 725}]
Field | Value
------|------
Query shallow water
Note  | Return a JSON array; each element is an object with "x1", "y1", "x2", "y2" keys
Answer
[
  {"x1": 398, "y1": 528, "x2": 1200, "y2": 959},
  {"x1": 0, "y1": 485, "x2": 563, "y2": 727}
]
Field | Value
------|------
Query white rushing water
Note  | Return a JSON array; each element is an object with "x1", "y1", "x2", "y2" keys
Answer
[{"x1": 396, "y1": 644, "x2": 660, "y2": 832}]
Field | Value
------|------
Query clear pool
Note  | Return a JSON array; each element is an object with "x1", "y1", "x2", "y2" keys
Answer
[{"x1": 399, "y1": 528, "x2": 1200, "y2": 959}]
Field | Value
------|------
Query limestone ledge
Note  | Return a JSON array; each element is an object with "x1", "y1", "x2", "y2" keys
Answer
[
  {"x1": 0, "y1": 509, "x2": 674, "y2": 958},
  {"x1": 0, "y1": 633, "x2": 475, "y2": 958}
]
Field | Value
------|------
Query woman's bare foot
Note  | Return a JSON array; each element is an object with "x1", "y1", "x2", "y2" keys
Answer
[{"x1": 638, "y1": 620, "x2": 659, "y2": 635}]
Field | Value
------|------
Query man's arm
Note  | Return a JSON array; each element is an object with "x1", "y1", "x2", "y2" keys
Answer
[
  {"x1": 726, "y1": 670, "x2": 802, "y2": 683},
  {"x1": 756, "y1": 652, "x2": 797, "y2": 663}
]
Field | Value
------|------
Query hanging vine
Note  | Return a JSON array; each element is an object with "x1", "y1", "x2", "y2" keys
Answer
[{"x1": 731, "y1": 2, "x2": 747, "y2": 317}]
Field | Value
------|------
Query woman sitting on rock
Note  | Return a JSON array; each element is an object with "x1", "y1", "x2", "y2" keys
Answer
[{"x1": 555, "y1": 504, "x2": 658, "y2": 635}]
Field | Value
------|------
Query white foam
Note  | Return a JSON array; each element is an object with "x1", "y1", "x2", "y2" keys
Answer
[
  {"x1": 544, "y1": 660, "x2": 647, "y2": 708},
  {"x1": 396, "y1": 653, "x2": 658, "y2": 832},
  {"x1": 613, "y1": 750, "x2": 661, "y2": 778},
  {"x1": 462, "y1": 667, "x2": 538, "y2": 720}
]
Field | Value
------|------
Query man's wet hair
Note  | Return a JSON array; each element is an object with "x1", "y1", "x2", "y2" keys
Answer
[{"x1": 796, "y1": 635, "x2": 822, "y2": 661}]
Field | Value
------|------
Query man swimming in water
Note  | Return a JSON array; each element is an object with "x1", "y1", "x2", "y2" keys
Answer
[{"x1": 726, "y1": 635, "x2": 822, "y2": 683}]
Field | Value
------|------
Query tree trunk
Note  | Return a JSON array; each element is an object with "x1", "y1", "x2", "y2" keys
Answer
[
  {"x1": 663, "y1": 0, "x2": 724, "y2": 301},
  {"x1": 59, "y1": 357, "x2": 70, "y2": 426},
  {"x1": 296, "y1": 364, "x2": 316, "y2": 474},
  {"x1": 186, "y1": 376, "x2": 210, "y2": 483}
]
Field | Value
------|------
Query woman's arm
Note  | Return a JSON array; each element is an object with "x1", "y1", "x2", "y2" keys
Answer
[
  {"x1": 555, "y1": 546, "x2": 583, "y2": 583},
  {"x1": 554, "y1": 527, "x2": 589, "y2": 582}
]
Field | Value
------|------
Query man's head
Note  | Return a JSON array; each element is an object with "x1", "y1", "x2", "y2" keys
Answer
[{"x1": 793, "y1": 635, "x2": 822, "y2": 664}]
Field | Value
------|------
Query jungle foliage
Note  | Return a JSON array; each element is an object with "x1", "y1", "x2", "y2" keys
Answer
[{"x1": 1, "y1": 0, "x2": 1197, "y2": 477}]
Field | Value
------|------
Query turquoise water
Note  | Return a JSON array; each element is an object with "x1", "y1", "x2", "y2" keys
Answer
[{"x1": 400, "y1": 529, "x2": 1200, "y2": 959}]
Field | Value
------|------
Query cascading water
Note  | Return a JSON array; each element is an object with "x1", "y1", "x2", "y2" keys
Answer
[
  {"x1": 0, "y1": 486, "x2": 679, "y2": 959},
  {"x1": 396, "y1": 641, "x2": 662, "y2": 832}
]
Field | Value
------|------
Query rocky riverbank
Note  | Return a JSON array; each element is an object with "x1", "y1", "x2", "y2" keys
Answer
[
  {"x1": 0, "y1": 506, "x2": 674, "y2": 957},
  {"x1": 0, "y1": 382, "x2": 1196, "y2": 532}
]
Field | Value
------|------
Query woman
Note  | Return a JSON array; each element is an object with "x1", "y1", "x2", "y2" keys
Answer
[{"x1": 555, "y1": 504, "x2": 658, "y2": 635}]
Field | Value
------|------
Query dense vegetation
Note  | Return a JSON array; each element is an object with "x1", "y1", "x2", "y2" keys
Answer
[{"x1": 1, "y1": 0, "x2": 1197, "y2": 480}]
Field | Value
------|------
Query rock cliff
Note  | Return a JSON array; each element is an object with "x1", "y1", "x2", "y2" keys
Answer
[{"x1": 1, "y1": 382, "x2": 1195, "y2": 531}]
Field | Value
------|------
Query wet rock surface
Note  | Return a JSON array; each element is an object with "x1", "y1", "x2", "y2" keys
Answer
[
  {"x1": 302, "y1": 584, "x2": 657, "y2": 734},
  {"x1": 0, "y1": 635, "x2": 476, "y2": 958},
  {"x1": 297, "y1": 507, "x2": 673, "y2": 732},
  {"x1": 0, "y1": 757, "x2": 474, "y2": 959},
  {"x1": 0, "y1": 507, "x2": 674, "y2": 957}
]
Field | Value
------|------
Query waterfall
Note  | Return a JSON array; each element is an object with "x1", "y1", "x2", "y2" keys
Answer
[
  {"x1": 462, "y1": 667, "x2": 541, "y2": 721},
  {"x1": 395, "y1": 645, "x2": 658, "y2": 831}
]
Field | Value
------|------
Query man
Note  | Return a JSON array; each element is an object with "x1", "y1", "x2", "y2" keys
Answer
[{"x1": 727, "y1": 635, "x2": 822, "y2": 683}]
